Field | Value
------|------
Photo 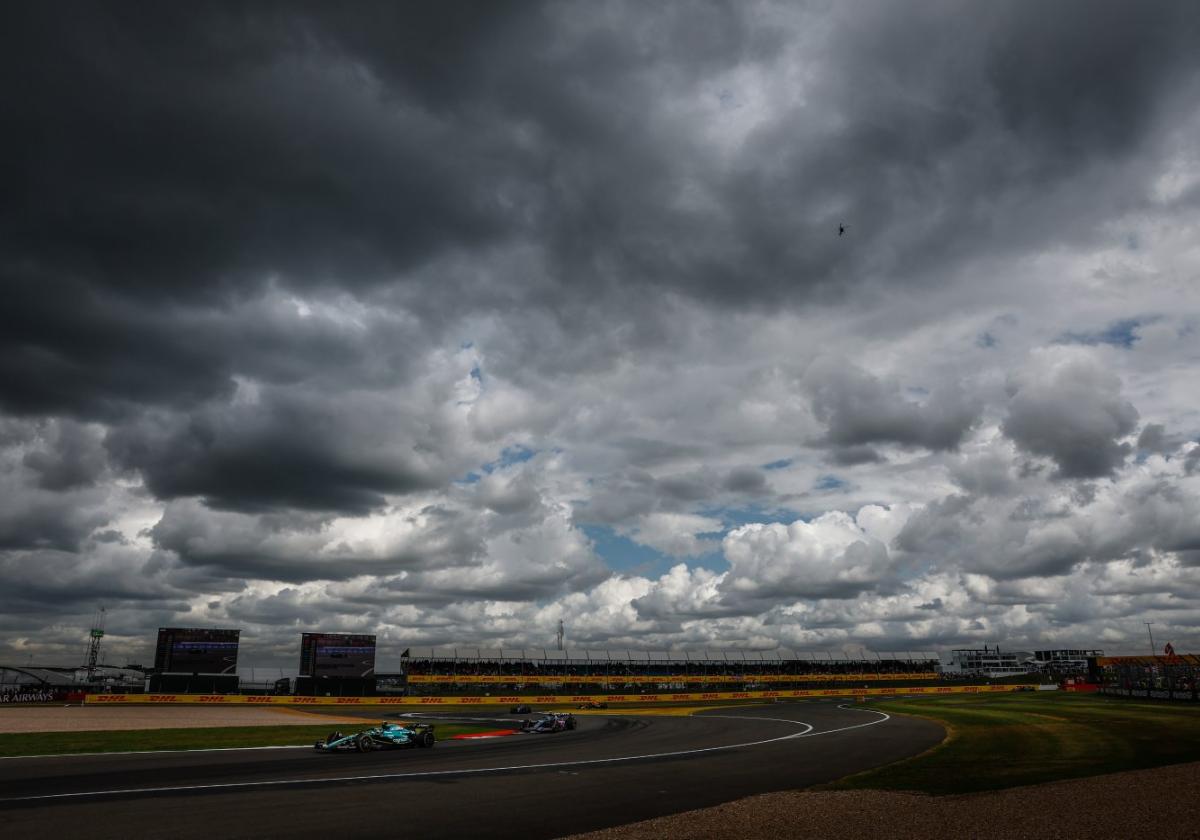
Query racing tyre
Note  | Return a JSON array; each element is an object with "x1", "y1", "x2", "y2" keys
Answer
[
  {"x1": 419, "y1": 730, "x2": 435, "y2": 748},
  {"x1": 355, "y1": 734, "x2": 374, "y2": 753},
  {"x1": 566, "y1": 718, "x2": 577, "y2": 730}
]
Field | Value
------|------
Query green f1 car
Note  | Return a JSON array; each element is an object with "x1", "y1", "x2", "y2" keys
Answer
[{"x1": 314, "y1": 722, "x2": 435, "y2": 753}]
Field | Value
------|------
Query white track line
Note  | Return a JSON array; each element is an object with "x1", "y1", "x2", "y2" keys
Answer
[
  {"x1": 1, "y1": 708, "x2": 892, "y2": 803},
  {"x1": 0, "y1": 745, "x2": 313, "y2": 761}
]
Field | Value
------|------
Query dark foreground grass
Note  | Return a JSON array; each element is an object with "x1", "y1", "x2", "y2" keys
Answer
[
  {"x1": 828, "y1": 692, "x2": 1200, "y2": 795},
  {"x1": 0, "y1": 722, "x2": 494, "y2": 758}
]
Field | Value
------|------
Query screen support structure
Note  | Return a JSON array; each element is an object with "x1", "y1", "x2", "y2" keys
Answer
[{"x1": 85, "y1": 607, "x2": 106, "y2": 683}]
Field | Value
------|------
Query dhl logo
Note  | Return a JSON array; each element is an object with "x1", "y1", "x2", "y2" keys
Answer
[
  {"x1": 420, "y1": 697, "x2": 445, "y2": 704},
  {"x1": 92, "y1": 695, "x2": 128, "y2": 702},
  {"x1": 458, "y1": 697, "x2": 485, "y2": 704},
  {"x1": 671, "y1": 694, "x2": 692, "y2": 700},
  {"x1": 700, "y1": 693, "x2": 720, "y2": 699},
  {"x1": 335, "y1": 697, "x2": 362, "y2": 704},
  {"x1": 148, "y1": 695, "x2": 178, "y2": 702},
  {"x1": 571, "y1": 696, "x2": 593, "y2": 702},
  {"x1": 291, "y1": 697, "x2": 317, "y2": 704},
  {"x1": 498, "y1": 697, "x2": 520, "y2": 703},
  {"x1": 196, "y1": 696, "x2": 227, "y2": 703},
  {"x1": 244, "y1": 696, "x2": 274, "y2": 703}
]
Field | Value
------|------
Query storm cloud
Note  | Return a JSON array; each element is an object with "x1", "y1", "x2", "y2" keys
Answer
[{"x1": 3, "y1": 1, "x2": 1200, "y2": 665}]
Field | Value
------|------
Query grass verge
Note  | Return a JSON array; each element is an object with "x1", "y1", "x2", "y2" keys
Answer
[
  {"x1": 827, "y1": 692, "x2": 1200, "y2": 795},
  {"x1": 0, "y1": 722, "x2": 496, "y2": 758}
]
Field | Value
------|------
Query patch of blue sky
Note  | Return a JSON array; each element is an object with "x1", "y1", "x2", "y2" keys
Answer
[
  {"x1": 581, "y1": 525, "x2": 728, "y2": 577},
  {"x1": 493, "y1": 444, "x2": 535, "y2": 468},
  {"x1": 762, "y1": 458, "x2": 793, "y2": 470},
  {"x1": 1057, "y1": 316, "x2": 1159, "y2": 349},
  {"x1": 813, "y1": 474, "x2": 847, "y2": 492},
  {"x1": 455, "y1": 444, "x2": 539, "y2": 484},
  {"x1": 698, "y1": 504, "x2": 801, "y2": 531},
  {"x1": 977, "y1": 331, "x2": 997, "y2": 348}
]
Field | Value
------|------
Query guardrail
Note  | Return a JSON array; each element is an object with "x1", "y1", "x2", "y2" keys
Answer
[{"x1": 84, "y1": 684, "x2": 1038, "y2": 705}]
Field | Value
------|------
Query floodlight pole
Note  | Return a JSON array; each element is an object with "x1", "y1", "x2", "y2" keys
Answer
[{"x1": 1144, "y1": 622, "x2": 1156, "y2": 658}]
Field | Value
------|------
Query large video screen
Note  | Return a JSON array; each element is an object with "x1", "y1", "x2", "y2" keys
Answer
[
  {"x1": 299, "y1": 633, "x2": 377, "y2": 678},
  {"x1": 154, "y1": 627, "x2": 240, "y2": 674}
]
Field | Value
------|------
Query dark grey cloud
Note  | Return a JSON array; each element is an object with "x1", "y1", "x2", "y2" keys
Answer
[
  {"x1": 1137, "y1": 423, "x2": 1171, "y2": 453},
  {"x1": 722, "y1": 467, "x2": 768, "y2": 494},
  {"x1": 21, "y1": 420, "x2": 108, "y2": 491},
  {"x1": 150, "y1": 499, "x2": 485, "y2": 583},
  {"x1": 5, "y1": 1, "x2": 1198, "y2": 416},
  {"x1": 1002, "y1": 351, "x2": 1139, "y2": 479},
  {"x1": 830, "y1": 446, "x2": 885, "y2": 466},
  {"x1": 1136, "y1": 424, "x2": 1190, "y2": 458},
  {"x1": 0, "y1": 494, "x2": 109, "y2": 552},
  {"x1": 0, "y1": 547, "x2": 189, "y2": 611},
  {"x1": 106, "y1": 391, "x2": 449, "y2": 514},
  {"x1": 4, "y1": 1, "x2": 1200, "y2": 659},
  {"x1": 1186, "y1": 446, "x2": 1200, "y2": 476},
  {"x1": 804, "y1": 360, "x2": 980, "y2": 452},
  {"x1": 948, "y1": 448, "x2": 1018, "y2": 497}
]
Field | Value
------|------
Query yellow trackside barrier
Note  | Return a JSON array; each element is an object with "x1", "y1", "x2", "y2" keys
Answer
[
  {"x1": 405, "y1": 673, "x2": 941, "y2": 684},
  {"x1": 84, "y1": 684, "x2": 1036, "y2": 705}
]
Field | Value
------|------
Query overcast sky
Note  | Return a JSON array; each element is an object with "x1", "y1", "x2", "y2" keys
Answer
[{"x1": 4, "y1": 2, "x2": 1200, "y2": 669}]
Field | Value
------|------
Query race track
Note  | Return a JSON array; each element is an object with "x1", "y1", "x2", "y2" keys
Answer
[{"x1": 0, "y1": 702, "x2": 943, "y2": 839}]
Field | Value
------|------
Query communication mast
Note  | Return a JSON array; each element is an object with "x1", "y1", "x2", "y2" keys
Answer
[
  {"x1": 85, "y1": 607, "x2": 106, "y2": 683},
  {"x1": 556, "y1": 619, "x2": 564, "y2": 651}
]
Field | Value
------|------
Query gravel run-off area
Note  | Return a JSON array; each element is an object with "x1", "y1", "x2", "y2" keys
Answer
[
  {"x1": 562, "y1": 761, "x2": 1200, "y2": 840},
  {"x1": 0, "y1": 706, "x2": 367, "y2": 733}
]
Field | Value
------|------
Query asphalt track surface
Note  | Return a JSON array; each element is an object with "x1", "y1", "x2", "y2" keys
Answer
[{"x1": 0, "y1": 702, "x2": 943, "y2": 839}]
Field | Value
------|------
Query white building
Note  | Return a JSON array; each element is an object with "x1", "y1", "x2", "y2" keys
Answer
[
  {"x1": 1032, "y1": 649, "x2": 1102, "y2": 674},
  {"x1": 942, "y1": 646, "x2": 1037, "y2": 678}
]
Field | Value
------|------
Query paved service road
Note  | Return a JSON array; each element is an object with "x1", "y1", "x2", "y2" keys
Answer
[{"x1": 0, "y1": 702, "x2": 943, "y2": 839}]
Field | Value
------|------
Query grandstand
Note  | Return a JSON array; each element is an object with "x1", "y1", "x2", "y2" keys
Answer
[
  {"x1": 1094, "y1": 654, "x2": 1200, "y2": 702},
  {"x1": 1, "y1": 664, "x2": 144, "y2": 701},
  {"x1": 394, "y1": 648, "x2": 942, "y2": 695}
]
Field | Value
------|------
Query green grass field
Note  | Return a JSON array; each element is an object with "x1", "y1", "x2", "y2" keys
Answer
[
  {"x1": 0, "y1": 722, "x2": 497, "y2": 758},
  {"x1": 828, "y1": 692, "x2": 1200, "y2": 795}
]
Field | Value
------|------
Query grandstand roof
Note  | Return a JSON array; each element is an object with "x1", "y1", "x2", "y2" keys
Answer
[
  {"x1": 0, "y1": 665, "x2": 80, "y2": 687},
  {"x1": 400, "y1": 647, "x2": 940, "y2": 663}
]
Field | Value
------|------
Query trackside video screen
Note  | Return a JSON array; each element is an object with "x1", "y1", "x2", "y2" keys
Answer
[
  {"x1": 299, "y1": 633, "x2": 377, "y2": 678},
  {"x1": 154, "y1": 627, "x2": 240, "y2": 674}
]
